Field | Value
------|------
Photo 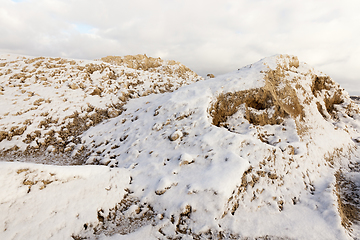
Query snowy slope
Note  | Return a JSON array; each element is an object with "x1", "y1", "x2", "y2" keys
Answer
[
  {"x1": 351, "y1": 96, "x2": 360, "y2": 105},
  {"x1": 0, "y1": 53, "x2": 202, "y2": 164},
  {"x1": 1, "y1": 54, "x2": 360, "y2": 239},
  {"x1": 0, "y1": 162, "x2": 130, "y2": 240}
]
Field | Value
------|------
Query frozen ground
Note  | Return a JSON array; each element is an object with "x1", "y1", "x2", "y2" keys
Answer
[{"x1": 1, "y1": 54, "x2": 360, "y2": 239}]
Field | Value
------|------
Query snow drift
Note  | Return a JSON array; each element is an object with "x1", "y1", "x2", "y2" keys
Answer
[{"x1": 1, "y1": 54, "x2": 360, "y2": 239}]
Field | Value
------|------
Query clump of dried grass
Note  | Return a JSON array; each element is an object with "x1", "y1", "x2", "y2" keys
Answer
[
  {"x1": 101, "y1": 54, "x2": 162, "y2": 71},
  {"x1": 335, "y1": 170, "x2": 360, "y2": 231},
  {"x1": 223, "y1": 151, "x2": 285, "y2": 217},
  {"x1": 0, "y1": 126, "x2": 28, "y2": 142},
  {"x1": 73, "y1": 196, "x2": 157, "y2": 239},
  {"x1": 210, "y1": 66, "x2": 305, "y2": 127},
  {"x1": 101, "y1": 54, "x2": 198, "y2": 80},
  {"x1": 312, "y1": 75, "x2": 344, "y2": 120},
  {"x1": 0, "y1": 131, "x2": 8, "y2": 142}
]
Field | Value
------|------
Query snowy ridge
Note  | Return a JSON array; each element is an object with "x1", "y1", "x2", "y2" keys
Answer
[{"x1": 1, "y1": 54, "x2": 360, "y2": 239}]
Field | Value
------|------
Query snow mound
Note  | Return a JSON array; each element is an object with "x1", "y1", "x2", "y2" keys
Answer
[
  {"x1": 1, "y1": 54, "x2": 360, "y2": 239},
  {"x1": 75, "y1": 55, "x2": 360, "y2": 239},
  {"x1": 0, "y1": 53, "x2": 202, "y2": 164}
]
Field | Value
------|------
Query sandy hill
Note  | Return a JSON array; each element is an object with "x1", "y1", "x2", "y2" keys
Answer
[{"x1": 1, "y1": 54, "x2": 360, "y2": 240}]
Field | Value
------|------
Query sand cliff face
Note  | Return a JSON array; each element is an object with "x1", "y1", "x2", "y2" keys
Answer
[{"x1": 1, "y1": 54, "x2": 360, "y2": 239}]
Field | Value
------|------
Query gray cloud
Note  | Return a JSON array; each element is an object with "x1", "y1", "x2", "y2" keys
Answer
[{"x1": 1, "y1": 0, "x2": 360, "y2": 94}]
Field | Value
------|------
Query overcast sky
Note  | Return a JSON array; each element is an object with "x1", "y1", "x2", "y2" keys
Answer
[{"x1": 1, "y1": 0, "x2": 360, "y2": 95}]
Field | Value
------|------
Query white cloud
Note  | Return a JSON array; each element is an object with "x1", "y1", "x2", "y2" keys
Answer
[{"x1": 1, "y1": 0, "x2": 360, "y2": 94}]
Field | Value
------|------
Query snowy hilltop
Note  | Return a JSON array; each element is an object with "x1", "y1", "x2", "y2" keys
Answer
[{"x1": 1, "y1": 54, "x2": 360, "y2": 240}]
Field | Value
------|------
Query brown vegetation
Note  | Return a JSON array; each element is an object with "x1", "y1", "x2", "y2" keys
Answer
[
  {"x1": 0, "y1": 54, "x2": 202, "y2": 165},
  {"x1": 335, "y1": 170, "x2": 360, "y2": 230},
  {"x1": 210, "y1": 62, "x2": 305, "y2": 127},
  {"x1": 312, "y1": 76, "x2": 344, "y2": 120},
  {"x1": 101, "y1": 54, "x2": 162, "y2": 71},
  {"x1": 101, "y1": 54, "x2": 198, "y2": 80},
  {"x1": 73, "y1": 196, "x2": 156, "y2": 239}
]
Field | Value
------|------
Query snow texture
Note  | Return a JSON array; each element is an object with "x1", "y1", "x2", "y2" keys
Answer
[{"x1": 1, "y1": 54, "x2": 360, "y2": 239}]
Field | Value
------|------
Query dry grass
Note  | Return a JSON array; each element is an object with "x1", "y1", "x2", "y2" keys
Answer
[
  {"x1": 209, "y1": 56, "x2": 305, "y2": 127},
  {"x1": 101, "y1": 54, "x2": 162, "y2": 71},
  {"x1": 209, "y1": 55, "x2": 353, "y2": 144},
  {"x1": 335, "y1": 170, "x2": 360, "y2": 230},
  {"x1": 0, "y1": 103, "x2": 124, "y2": 165},
  {"x1": 312, "y1": 75, "x2": 344, "y2": 120},
  {"x1": 223, "y1": 153, "x2": 286, "y2": 217},
  {"x1": 71, "y1": 193, "x2": 295, "y2": 239},
  {"x1": 210, "y1": 66, "x2": 305, "y2": 127},
  {"x1": 16, "y1": 168, "x2": 57, "y2": 193},
  {"x1": 0, "y1": 131, "x2": 8, "y2": 142},
  {"x1": 101, "y1": 54, "x2": 198, "y2": 80},
  {"x1": 0, "y1": 53, "x2": 202, "y2": 165},
  {"x1": 0, "y1": 126, "x2": 28, "y2": 142},
  {"x1": 73, "y1": 196, "x2": 156, "y2": 239}
]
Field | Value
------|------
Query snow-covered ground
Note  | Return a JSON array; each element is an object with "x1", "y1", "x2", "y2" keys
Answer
[
  {"x1": 351, "y1": 96, "x2": 360, "y2": 105},
  {"x1": 1, "y1": 54, "x2": 360, "y2": 239},
  {"x1": 0, "y1": 53, "x2": 202, "y2": 164}
]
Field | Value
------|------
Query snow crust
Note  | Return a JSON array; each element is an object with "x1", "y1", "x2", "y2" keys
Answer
[{"x1": 0, "y1": 162, "x2": 130, "y2": 239}]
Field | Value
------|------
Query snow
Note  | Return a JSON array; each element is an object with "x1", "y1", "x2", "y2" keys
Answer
[
  {"x1": 0, "y1": 162, "x2": 130, "y2": 240},
  {"x1": 0, "y1": 53, "x2": 202, "y2": 163},
  {"x1": 1, "y1": 53, "x2": 360, "y2": 239}
]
